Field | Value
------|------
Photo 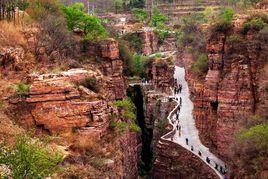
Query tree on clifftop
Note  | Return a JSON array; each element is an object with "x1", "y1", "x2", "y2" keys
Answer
[{"x1": 62, "y1": 2, "x2": 107, "y2": 41}]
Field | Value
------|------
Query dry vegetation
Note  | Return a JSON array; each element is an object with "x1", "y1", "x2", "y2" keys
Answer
[{"x1": 0, "y1": 21, "x2": 27, "y2": 48}]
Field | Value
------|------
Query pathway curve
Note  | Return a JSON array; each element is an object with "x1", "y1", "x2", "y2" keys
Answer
[{"x1": 161, "y1": 66, "x2": 227, "y2": 179}]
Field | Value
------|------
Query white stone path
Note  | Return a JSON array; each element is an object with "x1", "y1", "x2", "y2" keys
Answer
[{"x1": 161, "y1": 66, "x2": 227, "y2": 179}]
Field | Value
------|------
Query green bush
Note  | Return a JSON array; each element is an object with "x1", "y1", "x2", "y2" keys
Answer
[
  {"x1": 114, "y1": 98, "x2": 136, "y2": 120},
  {"x1": 80, "y1": 77, "x2": 99, "y2": 93},
  {"x1": 212, "y1": 7, "x2": 234, "y2": 34},
  {"x1": 129, "y1": 122, "x2": 141, "y2": 132},
  {"x1": 150, "y1": 7, "x2": 168, "y2": 27},
  {"x1": 111, "y1": 121, "x2": 141, "y2": 133},
  {"x1": 218, "y1": 7, "x2": 235, "y2": 22},
  {"x1": 17, "y1": 82, "x2": 30, "y2": 97},
  {"x1": 242, "y1": 17, "x2": 266, "y2": 34},
  {"x1": 0, "y1": 133, "x2": 63, "y2": 178},
  {"x1": 132, "y1": 8, "x2": 148, "y2": 23},
  {"x1": 133, "y1": 54, "x2": 148, "y2": 77},
  {"x1": 154, "y1": 25, "x2": 170, "y2": 44},
  {"x1": 62, "y1": 3, "x2": 107, "y2": 41},
  {"x1": 114, "y1": 98, "x2": 135, "y2": 110},
  {"x1": 191, "y1": 53, "x2": 208, "y2": 74}
]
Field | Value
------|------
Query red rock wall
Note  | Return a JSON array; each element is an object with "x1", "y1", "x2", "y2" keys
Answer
[
  {"x1": 190, "y1": 29, "x2": 268, "y2": 157},
  {"x1": 138, "y1": 30, "x2": 158, "y2": 55}
]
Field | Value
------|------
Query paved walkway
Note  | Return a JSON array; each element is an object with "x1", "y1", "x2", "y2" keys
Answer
[{"x1": 161, "y1": 66, "x2": 227, "y2": 179}]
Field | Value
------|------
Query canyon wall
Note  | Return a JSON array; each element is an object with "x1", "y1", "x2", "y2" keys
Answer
[
  {"x1": 9, "y1": 38, "x2": 139, "y2": 178},
  {"x1": 189, "y1": 23, "x2": 268, "y2": 158}
]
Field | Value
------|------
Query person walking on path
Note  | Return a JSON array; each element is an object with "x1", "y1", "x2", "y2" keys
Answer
[
  {"x1": 178, "y1": 84, "x2": 182, "y2": 93},
  {"x1": 198, "y1": 151, "x2": 202, "y2": 156},
  {"x1": 215, "y1": 163, "x2": 218, "y2": 170},
  {"x1": 191, "y1": 146, "x2": 194, "y2": 151},
  {"x1": 177, "y1": 106, "x2": 180, "y2": 113},
  {"x1": 185, "y1": 138, "x2": 188, "y2": 145},
  {"x1": 206, "y1": 157, "x2": 210, "y2": 164},
  {"x1": 179, "y1": 97, "x2": 182, "y2": 106}
]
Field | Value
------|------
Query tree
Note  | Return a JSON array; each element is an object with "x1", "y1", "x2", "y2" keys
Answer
[
  {"x1": 150, "y1": 7, "x2": 167, "y2": 27},
  {"x1": 62, "y1": 3, "x2": 107, "y2": 41},
  {"x1": 132, "y1": 8, "x2": 148, "y2": 22},
  {"x1": 0, "y1": 133, "x2": 63, "y2": 178}
]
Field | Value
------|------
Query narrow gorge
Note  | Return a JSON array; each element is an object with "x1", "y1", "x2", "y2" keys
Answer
[{"x1": 0, "y1": 0, "x2": 267, "y2": 178}]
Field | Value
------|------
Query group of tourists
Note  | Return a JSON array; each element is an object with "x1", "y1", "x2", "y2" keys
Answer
[
  {"x1": 174, "y1": 84, "x2": 182, "y2": 94},
  {"x1": 172, "y1": 77, "x2": 228, "y2": 178},
  {"x1": 185, "y1": 138, "x2": 228, "y2": 177}
]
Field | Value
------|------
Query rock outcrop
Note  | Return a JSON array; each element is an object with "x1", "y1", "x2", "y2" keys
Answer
[
  {"x1": 153, "y1": 139, "x2": 218, "y2": 179},
  {"x1": 137, "y1": 30, "x2": 158, "y2": 55},
  {"x1": 146, "y1": 56, "x2": 175, "y2": 93},
  {"x1": 8, "y1": 38, "x2": 139, "y2": 178}
]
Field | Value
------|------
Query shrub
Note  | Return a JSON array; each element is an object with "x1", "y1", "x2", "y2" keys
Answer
[
  {"x1": 80, "y1": 77, "x2": 99, "y2": 93},
  {"x1": 0, "y1": 21, "x2": 26, "y2": 48},
  {"x1": 111, "y1": 121, "x2": 141, "y2": 133},
  {"x1": 157, "y1": 118, "x2": 168, "y2": 133},
  {"x1": 132, "y1": 8, "x2": 148, "y2": 23},
  {"x1": 129, "y1": 123, "x2": 141, "y2": 132},
  {"x1": 258, "y1": 26, "x2": 268, "y2": 43},
  {"x1": 119, "y1": 41, "x2": 135, "y2": 76},
  {"x1": 191, "y1": 53, "x2": 208, "y2": 74},
  {"x1": 35, "y1": 13, "x2": 76, "y2": 57},
  {"x1": 114, "y1": 98, "x2": 136, "y2": 120},
  {"x1": 154, "y1": 25, "x2": 170, "y2": 44},
  {"x1": 212, "y1": 7, "x2": 234, "y2": 34},
  {"x1": 110, "y1": 121, "x2": 128, "y2": 133},
  {"x1": 213, "y1": 20, "x2": 233, "y2": 33},
  {"x1": 227, "y1": 34, "x2": 243, "y2": 43},
  {"x1": 230, "y1": 116, "x2": 268, "y2": 178},
  {"x1": 122, "y1": 33, "x2": 143, "y2": 52},
  {"x1": 27, "y1": 0, "x2": 62, "y2": 19},
  {"x1": 133, "y1": 54, "x2": 148, "y2": 77},
  {"x1": 218, "y1": 7, "x2": 235, "y2": 22},
  {"x1": 17, "y1": 82, "x2": 30, "y2": 97},
  {"x1": 176, "y1": 13, "x2": 206, "y2": 52},
  {"x1": 150, "y1": 7, "x2": 168, "y2": 27},
  {"x1": 242, "y1": 17, "x2": 266, "y2": 34},
  {"x1": 0, "y1": 133, "x2": 63, "y2": 178}
]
